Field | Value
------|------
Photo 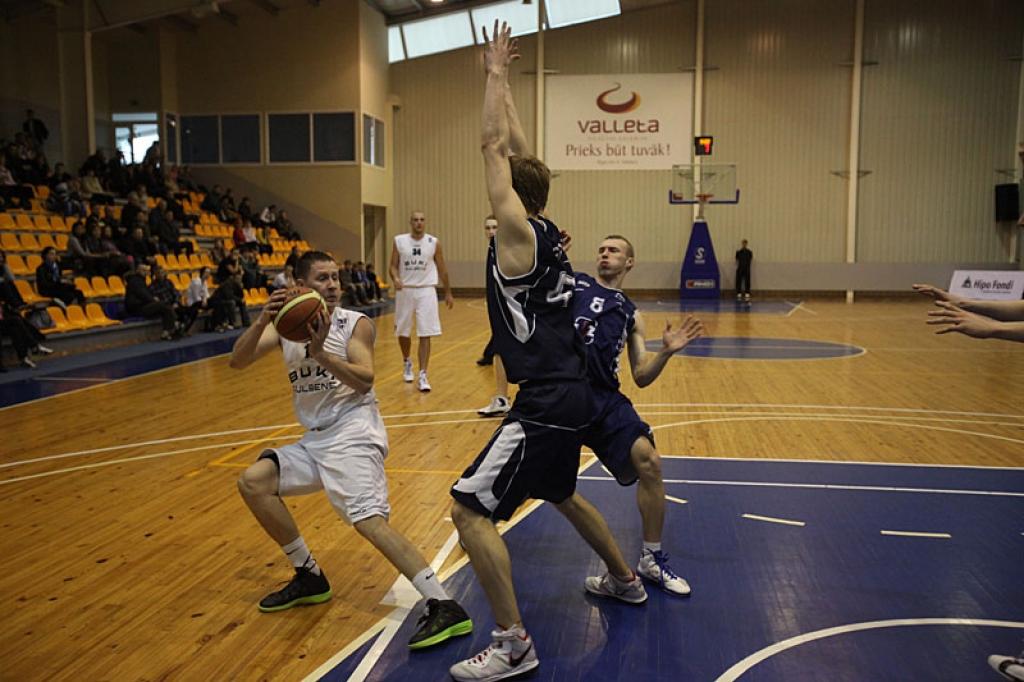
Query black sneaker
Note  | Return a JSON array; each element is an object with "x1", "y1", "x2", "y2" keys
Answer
[
  {"x1": 257, "y1": 566, "x2": 332, "y2": 613},
  {"x1": 475, "y1": 356, "x2": 493, "y2": 366},
  {"x1": 408, "y1": 599, "x2": 473, "y2": 650}
]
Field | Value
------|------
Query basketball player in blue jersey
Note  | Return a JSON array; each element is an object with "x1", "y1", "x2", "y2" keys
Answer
[
  {"x1": 228, "y1": 251, "x2": 472, "y2": 651},
  {"x1": 448, "y1": 22, "x2": 646, "y2": 682},
  {"x1": 574, "y1": 236, "x2": 705, "y2": 596}
]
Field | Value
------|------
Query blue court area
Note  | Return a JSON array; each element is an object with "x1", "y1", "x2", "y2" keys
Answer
[
  {"x1": 635, "y1": 300, "x2": 801, "y2": 315},
  {"x1": 325, "y1": 458, "x2": 1024, "y2": 681},
  {"x1": 647, "y1": 337, "x2": 865, "y2": 360}
]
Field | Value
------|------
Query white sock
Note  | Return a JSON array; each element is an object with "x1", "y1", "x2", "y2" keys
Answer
[
  {"x1": 497, "y1": 623, "x2": 530, "y2": 647},
  {"x1": 411, "y1": 567, "x2": 448, "y2": 601},
  {"x1": 643, "y1": 541, "x2": 662, "y2": 555},
  {"x1": 281, "y1": 536, "x2": 321, "y2": 575}
]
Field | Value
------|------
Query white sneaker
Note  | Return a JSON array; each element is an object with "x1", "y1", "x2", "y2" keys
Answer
[
  {"x1": 34, "y1": 344, "x2": 54, "y2": 355},
  {"x1": 418, "y1": 370, "x2": 431, "y2": 392},
  {"x1": 637, "y1": 549, "x2": 691, "y2": 596},
  {"x1": 20, "y1": 357, "x2": 37, "y2": 369},
  {"x1": 583, "y1": 571, "x2": 648, "y2": 604},
  {"x1": 477, "y1": 396, "x2": 511, "y2": 417},
  {"x1": 744, "y1": 293, "x2": 751, "y2": 301},
  {"x1": 449, "y1": 627, "x2": 539, "y2": 682},
  {"x1": 990, "y1": 655, "x2": 1024, "y2": 681},
  {"x1": 402, "y1": 359, "x2": 413, "y2": 383}
]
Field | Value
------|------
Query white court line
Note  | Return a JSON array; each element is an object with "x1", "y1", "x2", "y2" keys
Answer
[
  {"x1": 576, "y1": 475, "x2": 1024, "y2": 498},
  {"x1": 880, "y1": 530, "x2": 951, "y2": 539},
  {"x1": 742, "y1": 513, "x2": 805, "y2": 527},
  {"x1": 715, "y1": 618, "x2": 1024, "y2": 682},
  {"x1": 641, "y1": 410, "x2": 1024, "y2": 430},
  {"x1": 789, "y1": 301, "x2": 818, "y2": 316},
  {"x1": 635, "y1": 402, "x2": 1024, "y2": 419},
  {"x1": 665, "y1": 494, "x2": 688, "y2": 505},
  {"x1": 658, "y1": 454, "x2": 1024, "y2": 472}
]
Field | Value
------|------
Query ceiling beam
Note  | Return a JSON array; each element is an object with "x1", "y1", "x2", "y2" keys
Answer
[{"x1": 246, "y1": 0, "x2": 280, "y2": 16}]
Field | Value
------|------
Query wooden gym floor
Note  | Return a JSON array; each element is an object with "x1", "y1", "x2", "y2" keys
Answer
[{"x1": 1, "y1": 297, "x2": 1022, "y2": 680}]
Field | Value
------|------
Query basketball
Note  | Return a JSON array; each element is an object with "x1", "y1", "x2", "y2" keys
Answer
[{"x1": 273, "y1": 287, "x2": 327, "y2": 342}]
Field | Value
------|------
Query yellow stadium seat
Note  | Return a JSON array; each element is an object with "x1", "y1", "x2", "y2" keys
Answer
[
  {"x1": 32, "y1": 215, "x2": 51, "y2": 231},
  {"x1": 243, "y1": 289, "x2": 256, "y2": 306},
  {"x1": 65, "y1": 305, "x2": 95, "y2": 329},
  {"x1": 17, "y1": 279, "x2": 45, "y2": 304},
  {"x1": 74, "y1": 277, "x2": 97, "y2": 298},
  {"x1": 146, "y1": 197, "x2": 157, "y2": 209},
  {"x1": 155, "y1": 254, "x2": 170, "y2": 271},
  {"x1": 256, "y1": 287, "x2": 269, "y2": 304},
  {"x1": 194, "y1": 224, "x2": 207, "y2": 237},
  {"x1": 55, "y1": 234, "x2": 68, "y2": 250},
  {"x1": 90, "y1": 276, "x2": 113, "y2": 297},
  {"x1": 188, "y1": 253, "x2": 202, "y2": 269},
  {"x1": 1, "y1": 233, "x2": 20, "y2": 251},
  {"x1": 15, "y1": 214, "x2": 33, "y2": 230},
  {"x1": 46, "y1": 306, "x2": 74, "y2": 332},
  {"x1": 37, "y1": 234, "x2": 56, "y2": 251},
  {"x1": 7, "y1": 254, "x2": 29, "y2": 276},
  {"x1": 29, "y1": 198, "x2": 44, "y2": 213},
  {"x1": 34, "y1": 185, "x2": 50, "y2": 200},
  {"x1": 0, "y1": 214, "x2": 15, "y2": 230},
  {"x1": 51, "y1": 216, "x2": 70, "y2": 232},
  {"x1": 107, "y1": 276, "x2": 126, "y2": 296},
  {"x1": 25, "y1": 254, "x2": 42, "y2": 272},
  {"x1": 86, "y1": 303, "x2": 120, "y2": 327},
  {"x1": 19, "y1": 233, "x2": 41, "y2": 251},
  {"x1": 201, "y1": 252, "x2": 214, "y2": 268},
  {"x1": 111, "y1": 205, "x2": 122, "y2": 220}
]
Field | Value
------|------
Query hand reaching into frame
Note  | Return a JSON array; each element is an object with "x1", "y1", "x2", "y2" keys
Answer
[
  {"x1": 663, "y1": 315, "x2": 705, "y2": 353},
  {"x1": 482, "y1": 20, "x2": 519, "y2": 75},
  {"x1": 912, "y1": 283, "x2": 965, "y2": 306},
  {"x1": 926, "y1": 300, "x2": 1000, "y2": 339}
]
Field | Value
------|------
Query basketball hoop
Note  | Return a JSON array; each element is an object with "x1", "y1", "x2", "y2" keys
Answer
[{"x1": 695, "y1": 193, "x2": 714, "y2": 204}]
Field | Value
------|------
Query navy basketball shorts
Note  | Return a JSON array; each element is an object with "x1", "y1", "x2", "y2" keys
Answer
[
  {"x1": 451, "y1": 379, "x2": 592, "y2": 521},
  {"x1": 580, "y1": 387, "x2": 655, "y2": 486}
]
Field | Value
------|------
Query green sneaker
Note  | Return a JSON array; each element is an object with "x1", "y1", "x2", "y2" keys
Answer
[
  {"x1": 408, "y1": 599, "x2": 473, "y2": 650},
  {"x1": 257, "y1": 567, "x2": 332, "y2": 613}
]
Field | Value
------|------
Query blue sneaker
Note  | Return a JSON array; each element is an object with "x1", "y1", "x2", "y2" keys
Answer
[{"x1": 637, "y1": 549, "x2": 691, "y2": 596}]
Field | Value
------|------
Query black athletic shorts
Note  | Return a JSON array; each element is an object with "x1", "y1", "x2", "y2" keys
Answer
[
  {"x1": 580, "y1": 386, "x2": 654, "y2": 486},
  {"x1": 450, "y1": 379, "x2": 592, "y2": 521}
]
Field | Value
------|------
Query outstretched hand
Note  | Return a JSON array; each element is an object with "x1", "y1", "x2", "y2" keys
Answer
[
  {"x1": 306, "y1": 307, "x2": 331, "y2": 356},
  {"x1": 663, "y1": 315, "x2": 705, "y2": 353},
  {"x1": 260, "y1": 288, "x2": 291, "y2": 324},
  {"x1": 926, "y1": 300, "x2": 999, "y2": 339},
  {"x1": 912, "y1": 283, "x2": 964, "y2": 306},
  {"x1": 482, "y1": 20, "x2": 519, "y2": 74}
]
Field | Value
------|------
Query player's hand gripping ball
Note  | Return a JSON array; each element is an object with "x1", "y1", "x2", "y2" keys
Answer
[{"x1": 273, "y1": 287, "x2": 327, "y2": 342}]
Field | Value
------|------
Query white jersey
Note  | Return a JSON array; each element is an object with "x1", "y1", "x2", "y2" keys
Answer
[
  {"x1": 281, "y1": 307, "x2": 380, "y2": 431},
  {"x1": 395, "y1": 233, "x2": 439, "y2": 287}
]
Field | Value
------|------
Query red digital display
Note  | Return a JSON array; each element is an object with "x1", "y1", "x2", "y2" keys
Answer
[{"x1": 694, "y1": 136, "x2": 714, "y2": 156}]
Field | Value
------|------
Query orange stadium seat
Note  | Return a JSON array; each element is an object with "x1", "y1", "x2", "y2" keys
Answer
[
  {"x1": 34, "y1": 185, "x2": 50, "y2": 200},
  {"x1": 107, "y1": 276, "x2": 126, "y2": 296},
  {"x1": 188, "y1": 253, "x2": 202, "y2": 269},
  {"x1": 256, "y1": 287, "x2": 269, "y2": 304},
  {"x1": 45, "y1": 306, "x2": 75, "y2": 332},
  {"x1": 25, "y1": 254, "x2": 42, "y2": 272},
  {"x1": 16, "y1": 279, "x2": 44, "y2": 304},
  {"x1": 111, "y1": 206, "x2": 122, "y2": 220},
  {"x1": 74, "y1": 277, "x2": 97, "y2": 298},
  {"x1": 65, "y1": 305, "x2": 95, "y2": 329},
  {"x1": 90, "y1": 276, "x2": 113, "y2": 297},
  {"x1": 1, "y1": 233, "x2": 21, "y2": 251},
  {"x1": 7, "y1": 254, "x2": 29, "y2": 276},
  {"x1": 54, "y1": 234, "x2": 68, "y2": 250},
  {"x1": 32, "y1": 215, "x2": 51, "y2": 231},
  {"x1": 19, "y1": 233, "x2": 41, "y2": 251},
  {"x1": 37, "y1": 234, "x2": 56, "y2": 251},
  {"x1": 155, "y1": 254, "x2": 170, "y2": 271},
  {"x1": 15, "y1": 214, "x2": 33, "y2": 230},
  {"x1": 51, "y1": 216, "x2": 70, "y2": 232},
  {"x1": 86, "y1": 303, "x2": 120, "y2": 327},
  {"x1": 201, "y1": 252, "x2": 214, "y2": 268},
  {"x1": 0, "y1": 213, "x2": 15, "y2": 230}
]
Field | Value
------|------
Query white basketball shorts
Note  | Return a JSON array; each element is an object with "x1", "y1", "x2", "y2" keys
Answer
[
  {"x1": 266, "y1": 405, "x2": 390, "y2": 524},
  {"x1": 394, "y1": 286, "x2": 442, "y2": 338}
]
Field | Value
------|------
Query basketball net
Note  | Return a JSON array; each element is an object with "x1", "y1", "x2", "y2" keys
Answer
[{"x1": 695, "y1": 193, "x2": 714, "y2": 220}]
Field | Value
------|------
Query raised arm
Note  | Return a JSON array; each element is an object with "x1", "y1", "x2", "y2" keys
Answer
[
  {"x1": 481, "y1": 21, "x2": 534, "y2": 278},
  {"x1": 627, "y1": 313, "x2": 704, "y2": 388},
  {"x1": 504, "y1": 80, "x2": 530, "y2": 157},
  {"x1": 913, "y1": 284, "x2": 1024, "y2": 322},
  {"x1": 229, "y1": 289, "x2": 287, "y2": 369}
]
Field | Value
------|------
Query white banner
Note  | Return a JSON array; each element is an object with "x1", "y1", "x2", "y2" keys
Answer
[
  {"x1": 545, "y1": 74, "x2": 692, "y2": 171},
  {"x1": 948, "y1": 270, "x2": 1024, "y2": 301}
]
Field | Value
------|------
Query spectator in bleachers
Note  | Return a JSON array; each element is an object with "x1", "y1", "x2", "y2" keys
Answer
[
  {"x1": 271, "y1": 263, "x2": 296, "y2": 293},
  {"x1": 258, "y1": 203, "x2": 277, "y2": 227},
  {"x1": 103, "y1": 205, "x2": 120, "y2": 231},
  {"x1": 216, "y1": 248, "x2": 241, "y2": 284},
  {"x1": 241, "y1": 220, "x2": 260, "y2": 250},
  {"x1": 46, "y1": 181, "x2": 84, "y2": 217},
  {"x1": 222, "y1": 188, "x2": 237, "y2": 216},
  {"x1": 240, "y1": 249, "x2": 266, "y2": 290},
  {"x1": 0, "y1": 158, "x2": 31, "y2": 209},
  {"x1": 36, "y1": 246, "x2": 85, "y2": 306},
  {"x1": 80, "y1": 169, "x2": 114, "y2": 205},
  {"x1": 284, "y1": 245, "x2": 302, "y2": 271},
  {"x1": 98, "y1": 225, "x2": 131, "y2": 276},
  {"x1": 365, "y1": 263, "x2": 383, "y2": 300},
  {"x1": 134, "y1": 183, "x2": 151, "y2": 210},
  {"x1": 159, "y1": 209, "x2": 194, "y2": 257},
  {"x1": 144, "y1": 142, "x2": 162, "y2": 167},
  {"x1": 149, "y1": 265, "x2": 196, "y2": 335},
  {"x1": 275, "y1": 209, "x2": 300, "y2": 240},
  {"x1": 356, "y1": 261, "x2": 381, "y2": 302},
  {"x1": 48, "y1": 162, "x2": 71, "y2": 189},
  {"x1": 254, "y1": 224, "x2": 274, "y2": 255},
  {"x1": 1, "y1": 250, "x2": 53, "y2": 366},
  {"x1": 177, "y1": 166, "x2": 197, "y2": 192},
  {"x1": 210, "y1": 270, "x2": 249, "y2": 328},
  {"x1": 237, "y1": 196, "x2": 254, "y2": 224},
  {"x1": 120, "y1": 192, "x2": 144, "y2": 233},
  {"x1": 66, "y1": 220, "x2": 105, "y2": 276},
  {"x1": 201, "y1": 184, "x2": 224, "y2": 217},
  {"x1": 22, "y1": 110, "x2": 48, "y2": 151},
  {"x1": 340, "y1": 259, "x2": 370, "y2": 306},
  {"x1": 231, "y1": 219, "x2": 247, "y2": 249},
  {"x1": 106, "y1": 151, "x2": 129, "y2": 196},
  {"x1": 185, "y1": 266, "x2": 219, "y2": 331},
  {"x1": 79, "y1": 149, "x2": 106, "y2": 180},
  {"x1": 210, "y1": 238, "x2": 228, "y2": 266},
  {"x1": 122, "y1": 226, "x2": 157, "y2": 268},
  {"x1": 125, "y1": 263, "x2": 179, "y2": 340}
]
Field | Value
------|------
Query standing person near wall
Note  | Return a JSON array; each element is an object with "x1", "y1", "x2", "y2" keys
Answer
[
  {"x1": 389, "y1": 211, "x2": 455, "y2": 392},
  {"x1": 735, "y1": 239, "x2": 753, "y2": 301}
]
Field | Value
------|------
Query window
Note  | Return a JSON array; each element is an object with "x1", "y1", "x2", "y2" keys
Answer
[
  {"x1": 401, "y1": 11, "x2": 474, "y2": 59},
  {"x1": 389, "y1": 25, "x2": 405, "y2": 63},
  {"x1": 314, "y1": 113, "x2": 356, "y2": 163},
  {"x1": 180, "y1": 115, "x2": 220, "y2": 164},
  {"x1": 165, "y1": 113, "x2": 178, "y2": 164},
  {"x1": 363, "y1": 115, "x2": 385, "y2": 167},
  {"x1": 268, "y1": 113, "x2": 311, "y2": 163},
  {"x1": 546, "y1": 0, "x2": 620, "y2": 29},
  {"x1": 470, "y1": 1, "x2": 541, "y2": 42},
  {"x1": 220, "y1": 114, "x2": 261, "y2": 164}
]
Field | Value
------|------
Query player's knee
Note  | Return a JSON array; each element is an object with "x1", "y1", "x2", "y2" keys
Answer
[
  {"x1": 353, "y1": 515, "x2": 386, "y2": 540},
  {"x1": 632, "y1": 439, "x2": 661, "y2": 481},
  {"x1": 450, "y1": 499, "x2": 479, "y2": 530},
  {"x1": 237, "y1": 456, "x2": 278, "y2": 498}
]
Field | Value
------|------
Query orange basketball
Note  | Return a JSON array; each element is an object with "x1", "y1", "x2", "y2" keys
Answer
[{"x1": 273, "y1": 287, "x2": 327, "y2": 342}]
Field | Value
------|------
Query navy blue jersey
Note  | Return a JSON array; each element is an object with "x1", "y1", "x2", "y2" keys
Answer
[
  {"x1": 572, "y1": 272, "x2": 637, "y2": 391},
  {"x1": 486, "y1": 216, "x2": 585, "y2": 384}
]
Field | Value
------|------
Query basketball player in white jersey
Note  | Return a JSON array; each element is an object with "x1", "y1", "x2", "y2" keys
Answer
[
  {"x1": 228, "y1": 251, "x2": 472, "y2": 650},
  {"x1": 389, "y1": 211, "x2": 454, "y2": 392}
]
